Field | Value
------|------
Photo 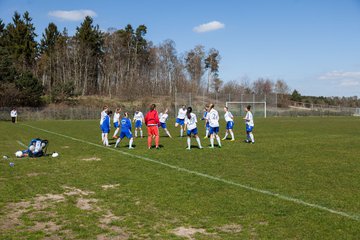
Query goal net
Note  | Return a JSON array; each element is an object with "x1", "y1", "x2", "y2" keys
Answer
[
  {"x1": 225, "y1": 101, "x2": 267, "y2": 118},
  {"x1": 354, "y1": 108, "x2": 360, "y2": 116}
]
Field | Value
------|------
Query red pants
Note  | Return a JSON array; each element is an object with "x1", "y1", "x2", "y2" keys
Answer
[{"x1": 147, "y1": 126, "x2": 159, "y2": 148}]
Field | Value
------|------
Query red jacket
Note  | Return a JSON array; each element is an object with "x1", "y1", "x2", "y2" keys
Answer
[{"x1": 145, "y1": 110, "x2": 159, "y2": 126}]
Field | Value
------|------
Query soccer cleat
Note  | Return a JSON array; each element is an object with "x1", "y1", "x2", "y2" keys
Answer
[
  {"x1": 230, "y1": 139, "x2": 235, "y2": 142},
  {"x1": 156, "y1": 147, "x2": 160, "y2": 150},
  {"x1": 128, "y1": 147, "x2": 134, "y2": 149},
  {"x1": 198, "y1": 146, "x2": 203, "y2": 149},
  {"x1": 222, "y1": 137, "x2": 226, "y2": 140},
  {"x1": 218, "y1": 145, "x2": 222, "y2": 148},
  {"x1": 203, "y1": 136, "x2": 208, "y2": 139},
  {"x1": 186, "y1": 147, "x2": 191, "y2": 150},
  {"x1": 208, "y1": 146, "x2": 214, "y2": 149}
]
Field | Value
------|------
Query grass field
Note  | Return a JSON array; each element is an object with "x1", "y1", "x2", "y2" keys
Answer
[{"x1": 1, "y1": 117, "x2": 360, "y2": 239}]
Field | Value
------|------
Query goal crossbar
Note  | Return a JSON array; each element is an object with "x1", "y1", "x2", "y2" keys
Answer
[{"x1": 226, "y1": 101, "x2": 267, "y2": 118}]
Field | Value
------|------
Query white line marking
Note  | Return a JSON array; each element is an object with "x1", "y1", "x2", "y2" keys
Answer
[
  {"x1": 16, "y1": 140, "x2": 27, "y2": 148},
  {"x1": 22, "y1": 123, "x2": 360, "y2": 221}
]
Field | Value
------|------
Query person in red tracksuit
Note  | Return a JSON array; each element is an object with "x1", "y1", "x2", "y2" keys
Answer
[{"x1": 145, "y1": 104, "x2": 160, "y2": 149}]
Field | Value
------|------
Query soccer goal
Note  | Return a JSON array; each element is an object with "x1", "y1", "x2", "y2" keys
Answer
[
  {"x1": 354, "y1": 108, "x2": 360, "y2": 116},
  {"x1": 226, "y1": 101, "x2": 267, "y2": 118}
]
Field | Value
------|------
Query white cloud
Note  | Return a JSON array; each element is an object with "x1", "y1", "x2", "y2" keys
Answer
[
  {"x1": 48, "y1": 10, "x2": 97, "y2": 21},
  {"x1": 193, "y1": 21, "x2": 225, "y2": 33},
  {"x1": 319, "y1": 70, "x2": 360, "y2": 87}
]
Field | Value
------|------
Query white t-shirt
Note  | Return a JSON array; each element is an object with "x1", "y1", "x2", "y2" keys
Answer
[
  {"x1": 133, "y1": 112, "x2": 144, "y2": 122},
  {"x1": 207, "y1": 109, "x2": 219, "y2": 128},
  {"x1": 177, "y1": 108, "x2": 187, "y2": 119},
  {"x1": 10, "y1": 110, "x2": 17, "y2": 117},
  {"x1": 100, "y1": 110, "x2": 106, "y2": 125},
  {"x1": 159, "y1": 113, "x2": 168, "y2": 123},
  {"x1": 224, "y1": 111, "x2": 234, "y2": 122},
  {"x1": 245, "y1": 111, "x2": 254, "y2": 127},
  {"x1": 184, "y1": 113, "x2": 197, "y2": 130},
  {"x1": 113, "y1": 112, "x2": 120, "y2": 123}
]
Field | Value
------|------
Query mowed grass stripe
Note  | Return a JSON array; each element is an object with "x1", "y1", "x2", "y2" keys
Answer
[{"x1": 22, "y1": 123, "x2": 360, "y2": 222}]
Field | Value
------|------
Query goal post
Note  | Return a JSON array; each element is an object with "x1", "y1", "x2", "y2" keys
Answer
[{"x1": 226, "y1": 101, "x2": 267, "y2": 118}]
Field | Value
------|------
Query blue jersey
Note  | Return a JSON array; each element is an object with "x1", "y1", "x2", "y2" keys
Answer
[
  {"x1": 120, "y1": 118, "x2": 132, "y2": 132},
  {"x1": 101, "y1": 115, "x2": 111, "y2": 133}
]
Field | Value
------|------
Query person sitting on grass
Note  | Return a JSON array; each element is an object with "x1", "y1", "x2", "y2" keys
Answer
[{"x1": 17, "y1": 138, "x2": 49, "y2": 158}]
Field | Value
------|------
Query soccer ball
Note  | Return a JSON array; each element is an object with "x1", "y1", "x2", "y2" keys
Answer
[
  {"x1": 52, "y1": 152, "x2": 59, "y2": 158},
  {"x1": 15, "y1": 151, "x2": 23, "y2": 158}
]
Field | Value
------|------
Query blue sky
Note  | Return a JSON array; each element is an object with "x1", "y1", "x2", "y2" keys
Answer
[{"x1": 1, "y1": 0, "x2": 360, "y2": 97}]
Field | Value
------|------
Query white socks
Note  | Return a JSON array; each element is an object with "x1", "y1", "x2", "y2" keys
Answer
[
  {"x1": 187, "y1": 136, "x2": 202, "y2": 149},
  {"x1": 115, "y1": 138, "x2": 121, "y2": 147},
  {"x1": 216, "y1": 135, "x2": 221, "y2": 147},
  {"x1": 210, "y1": 137, "x2": 214, "y2": 147},
  {"x1": 230, "y1": 130, "x2": 235, "y2": 140},
  {"x1": 249, "y1": 133, "x2": 255, "y2": 143},
  {"x1": 223, "y1": 132, "x2": 228, "y2": 139},
  {"x1": 180, "y1": 129, "x2": 183, "y2": 137},
  {"x1": 135, "y1": 130, "x2": 138, "y2": 137},
  {"x1": 166, "y1": 129, "x2": 172, "y2": 138},
  {"x1": 113, "y1": 128, "x2": 119, "y2": 137},
  {"x1": 196, "y1": 136, "x2": 202, "y2": 148},
  {"x1": 103, "y1": 137, "x2": 109, "y2": 146},
  {"x1": 140, "y1": 130, "x2": 143, "y2": 138},
  {"x1": 115, "y1": 138, "x2": 134, "y2": 148}
]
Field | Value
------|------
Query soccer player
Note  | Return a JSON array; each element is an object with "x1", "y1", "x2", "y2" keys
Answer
[
  {"x1": 243, "y1": 105, "x2": 255, "y2": 144},
  {"x1": 175, "y1": 105, "x2": 187, "y2": 137},
  {"x1": 100, "y1": 105, "x2": 108, "y2": 142},
  {"x1": 207, "y1": 104, "x2": 222, "y2": 148},
  {"x1": 101, "y1": 109, "x2": 112, "y2": 146},
  {"x1": 10, "y1": 108, "x2": 17, "y2": 123},
  {"x1": 223, "y1": 106, "x2": 235, "y2": 141},
  {"x1": 112, "y1": 108, "x2": 121, "y2": 139},
  {"x1": 145, "y1": 104, "x2": 160, "y2": 149},
  {"x1": 159, "y1": 108, "x2": 172, "y2": 138},
  {"x1": 133, "y1": 110, "x2": 144, "y2": 138},
  {"x1": 184, "y1": 107, "x2": 202, "y2": 150},
  {"x1": 201, "y1": 105, "x2": 210, "y2": 139},
  {"x1": 114, "y1": 112, "x2": 134, "y2": 149}
]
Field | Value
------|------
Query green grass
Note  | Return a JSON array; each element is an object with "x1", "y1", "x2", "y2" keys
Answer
[{"x1": 1, "y1": 117, "x2": 360, "y2": 239}]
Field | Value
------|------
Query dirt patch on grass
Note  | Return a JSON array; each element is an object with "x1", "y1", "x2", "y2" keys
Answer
[
  {"x1": 26, "y1": 172, "x2": 44, "y2": 177},
  {"x1": 81, "y1": 157, "x2": 101, "y2": 161},
  {"x1": 0, "y1": 186, "x2": 131, "y2": 239},
  {"x1": 63, "y1": 186, "x2": 94, "y2": 196},
  {"x1": 101, "y1": 184, "x2": 120, "y2": 190},
  {"x1": 217, "y1": 224, "x2": 242, "y2": 233},
  {"x1": 172, "y1": 227, "x2": 208, "y2": 239},
  {"x1": 76, "y1": 198, "x2": 99, "y2": 211},
  {"x1": 97, "y1": 211, "x2": 128, "y2": 239},
  {"x1": 33, "y1": 221, "x2": 61, "y2": 232}
]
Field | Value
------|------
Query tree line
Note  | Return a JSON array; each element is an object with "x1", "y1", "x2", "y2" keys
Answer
[{"x1": 0, "y1": 11, "x2": 358, "y2": 108}]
